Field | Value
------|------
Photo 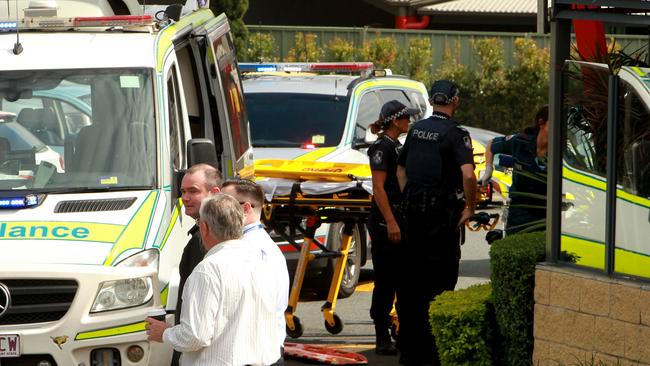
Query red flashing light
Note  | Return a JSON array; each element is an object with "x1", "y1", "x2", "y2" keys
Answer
[
  {"x1": 73, "y1": 15, "x2": 153, "y2": 28},
  {"x1": 309, "y1": 63, "x2": 373, "y2": 73},
  {"x1": 302, "y1": 143, "x2": 317, "y2": 150}
]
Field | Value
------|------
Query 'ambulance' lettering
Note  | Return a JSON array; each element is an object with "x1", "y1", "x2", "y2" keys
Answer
[{"x1": 0, "y1": 223, "x2": 90, "y2": 239}]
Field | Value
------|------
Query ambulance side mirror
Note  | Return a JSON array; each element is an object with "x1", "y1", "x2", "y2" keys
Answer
[{"x1": 187, "y1": 138, "x2": 218, "y2": 168}]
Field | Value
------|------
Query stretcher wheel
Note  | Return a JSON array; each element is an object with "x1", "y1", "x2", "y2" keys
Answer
[
  {"x1": 286, "y1": 316, "x2": 304, "y2": 339},
  {"x1": 324, "y1": 313, "x2": 343, "y2": 334}
]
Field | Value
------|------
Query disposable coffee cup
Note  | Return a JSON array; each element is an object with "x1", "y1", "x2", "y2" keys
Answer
[{"x1": 146, "y1": 308, "x2": 167, "y2": 322}]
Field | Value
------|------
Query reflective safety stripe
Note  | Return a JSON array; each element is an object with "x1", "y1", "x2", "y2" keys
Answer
[
  {"x1": 561, "y1": 234, "x2": 604, "y2": 270},
  {"x1": 615, "y1": 247, "x2": 650, "y2": 278},
  {"x1": 103, "y1": 192, "x2": 158, "y2": 266},
  {"x1": 562, "y1": 234, "x2": 650, "y2": 278},
  {"x1": 157, "y1": 201, "x2": 181, "y2": 251},
  {"x1": 160, "y1": 284, "x2": 169, "y2": 307},
  {"x1": 155, "y1": 10, "x2": 217, "y2": 72},
  {"x1": 563, "y1": 165, "x2": 650, "y2": 208},
  {"x1": 75, "y1": 321, "x2": 146, "y2": 340},
  {"x1": 632, "y1": 66, "x2": 646, "y2": 77},
  {"x1": 294, "y1": 147, "x2": 336, "y2": 161}
]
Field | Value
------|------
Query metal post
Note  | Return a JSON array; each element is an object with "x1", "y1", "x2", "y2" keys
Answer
[
  {"x1": 537, "y1": 0, "x2": 549, "y2": 34},
  {"x1": 605, "y1": 75, "x2": 619, "y2": 275},
  {"x1": 546, "y1": 7, "x2": 571, "y2": 263}
]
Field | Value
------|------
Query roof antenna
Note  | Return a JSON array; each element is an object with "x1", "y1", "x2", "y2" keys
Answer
[
  {"x1": 334, "y1": 78, "x2": 339, "y2": 100},
  {"x1": 12, "y1": 0, "x2": 22, "y2": 55}
]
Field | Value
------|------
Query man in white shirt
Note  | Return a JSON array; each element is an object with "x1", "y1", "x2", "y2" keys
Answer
[
  {"x1": 146, "y1": 194, "x2": 282, "y2": 366},
  {"x1": 221, "y1": 179, "x2": 290, "y2": 365}
]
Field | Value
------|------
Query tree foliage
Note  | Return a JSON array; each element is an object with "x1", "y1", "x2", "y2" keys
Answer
[{"x1": 286, "y1": 33, "x2": 323, "y2": 62}]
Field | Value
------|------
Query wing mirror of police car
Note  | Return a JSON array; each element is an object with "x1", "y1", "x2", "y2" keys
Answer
[
  {"x1": 352, "y1": 127, "x2": 377, "y2": 150},
  {"x1": 352, "y1": 124, "x2": 377, "y2": 150}
]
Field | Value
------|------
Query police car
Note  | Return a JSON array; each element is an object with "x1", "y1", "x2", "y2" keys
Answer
[
  {"x1": 241, "y1": 62, "x2": 431, "y2": 297},
  {"x1": 0, "y1": 1, "x2": 251, "y2": 364}
]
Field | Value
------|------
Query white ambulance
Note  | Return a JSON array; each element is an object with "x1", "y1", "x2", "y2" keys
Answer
[{"x1": 0, "y1": 0, "x2": 252, "y2": 364}]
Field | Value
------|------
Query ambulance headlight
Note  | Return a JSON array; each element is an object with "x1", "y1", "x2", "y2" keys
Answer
[
  {"x1": 91, "y1": 277, "x2": 153, "y2": 313},
  {"x1": 115, "y1": 249, "x2": 159, "y2": 269}
]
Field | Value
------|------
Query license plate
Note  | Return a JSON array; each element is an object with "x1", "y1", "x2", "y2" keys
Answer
[{"x1": 0, "y1": 335, "x2": 19, "y2": 357}]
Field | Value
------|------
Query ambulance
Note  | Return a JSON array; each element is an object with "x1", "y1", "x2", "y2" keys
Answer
[
  {"x1": 0, "y1": 0, "x2": 252, "y2": 364},
  {"x1": 559, "y1": 61, "x2": 650, "y2": 277}
]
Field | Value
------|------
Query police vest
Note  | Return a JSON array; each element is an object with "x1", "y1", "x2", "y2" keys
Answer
[{"x1": 401, "y1": 115, "x2": 470, "y2": 195}]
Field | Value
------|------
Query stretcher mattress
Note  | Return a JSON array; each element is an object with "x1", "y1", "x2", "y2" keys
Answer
[
  {"x1": 257, "y1": 178, "x2": 373, "y2": 202},
  {"x1": 252, "y1": 159, "x2": 373, "y2": 201}
]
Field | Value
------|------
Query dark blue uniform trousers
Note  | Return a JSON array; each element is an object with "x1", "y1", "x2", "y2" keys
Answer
[
  {"x1": 397, "y1": 204, "x2": 461, "y2": 365},
  {"x1": 368, "y1": 213, "x2": 401, "y2": 336}
]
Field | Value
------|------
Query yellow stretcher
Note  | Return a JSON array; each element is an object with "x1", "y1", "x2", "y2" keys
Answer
[{"x1": 253, "y1": 159, "x2": 373, "y2": 338}]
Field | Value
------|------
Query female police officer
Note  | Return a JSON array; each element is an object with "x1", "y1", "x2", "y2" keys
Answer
[
  {"x1": 479, "y1": 105, "x2": 549, "y2": 235},
  {"x1": 396, "y1": 80, "x2": 477, "y2": 366},
  {"x1": 367, "y1": 100, "x2": 417, "y2": 356}
]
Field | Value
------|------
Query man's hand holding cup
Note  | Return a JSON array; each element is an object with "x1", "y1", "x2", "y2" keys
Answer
[{"x1": 145, "y1": 308, "x2": 169, "y2": 343}]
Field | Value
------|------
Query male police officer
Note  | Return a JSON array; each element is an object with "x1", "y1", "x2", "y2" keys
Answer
[{"x1": 396, "y1": 80, "x2": 476, "y2": 366}]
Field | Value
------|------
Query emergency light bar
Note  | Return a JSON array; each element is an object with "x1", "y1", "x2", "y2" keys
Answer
[
  {"x1": 0, "y1": 15, "x2": 154, "y2": 31},
  {"x1": 239, "y1": 62, "x2": 374, "y2": 74},
  {"x1": 0, "y1": 194, "x2": 39, "y2": 209}
]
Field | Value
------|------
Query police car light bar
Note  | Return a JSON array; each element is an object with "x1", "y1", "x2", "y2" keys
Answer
[
  {"x1": 0, "y1": 21, "x2": 17, "y2": 30},
  {"x1": 73, "y1": 15, "x2": 154, "y2": 28},
  {"x1": 0, "y1": 194, "x2": 38, "y2": 209},
  {"x1": 239, "y1": 62, "x2": 374, "y2": 74},
  {"x1": 0, "y1": 15, "x2": 153, "y2": 31}
]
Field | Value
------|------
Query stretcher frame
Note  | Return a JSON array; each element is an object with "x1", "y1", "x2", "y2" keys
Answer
[{"x1": 254, "y1": 160, "x2": 373, "y2": 338}]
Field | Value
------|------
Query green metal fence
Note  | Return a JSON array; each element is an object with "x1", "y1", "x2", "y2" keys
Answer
[{"x1": 245, "y1": 25, "x2": 648, "y2": 71}]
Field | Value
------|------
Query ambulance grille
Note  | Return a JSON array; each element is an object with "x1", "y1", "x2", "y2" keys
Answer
[
  {"x1": 0, "y1": 279, "x2": 78, "y2": 325},
  {"x1": 54, "y1": 197, "x2": 136, "y2": 213}
]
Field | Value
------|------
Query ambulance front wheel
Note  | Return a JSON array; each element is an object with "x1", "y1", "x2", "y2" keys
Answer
[
  {"x1": 286, "y1": 316, "x2": 304, "y2": 339},
  {"x1": 324, "y1": 313, "x2": 343, "y2": 334}
]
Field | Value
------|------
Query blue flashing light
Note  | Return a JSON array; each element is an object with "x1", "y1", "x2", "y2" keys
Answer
[
  {"x1": 239, "y1": 63, "x2": 277, "y2": 73},
  {"x1": 0, "y1": 21, "x2": 17, "y2": 30},
  {"x1": 0, "y1": 194, "x2": 38, "y2": 209},
  {"x1": 257, "y1": 65, "x2": 277, "y2": 72}
]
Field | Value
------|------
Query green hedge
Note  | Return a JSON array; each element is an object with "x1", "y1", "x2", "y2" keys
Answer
[
  {"x1": 489, "y1": 232, "x2": 546, "y2": 366},
  {"x1": 429, "y1": 283, "x2": 495, "y2": 366}
]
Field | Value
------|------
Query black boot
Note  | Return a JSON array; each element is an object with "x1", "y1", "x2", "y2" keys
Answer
[
  {"x1": 375, "y1": 327, "x2": 398, "y2": 356},
  {"x1": 376, "y1": 338, "x2": 398, "y2": 355}
]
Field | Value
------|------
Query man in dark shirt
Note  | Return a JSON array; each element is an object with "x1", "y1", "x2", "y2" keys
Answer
[
  {"x1": 396, "y1": 80, "x2": 477, "y2": 366},
  {"x1": 479, "y1": 106, "x2": 549, "y2": 235},
  {"x1": 172, "y1": 163, "x2": 221, "y2": 365}
]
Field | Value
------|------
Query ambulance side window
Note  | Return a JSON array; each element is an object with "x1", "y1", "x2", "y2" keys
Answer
[
  {"x1": 618, "y1": 78, "x2": 650, "y2": 197},
  {"x1": 355, "y1": 92, "x2": 382, "y2": 139},
  {"x1": 214, "y1": 32, "x2": 250, "y2": 160},
  {"x1": 167, "y1": 65, "x2": 184, "y2": 171}
]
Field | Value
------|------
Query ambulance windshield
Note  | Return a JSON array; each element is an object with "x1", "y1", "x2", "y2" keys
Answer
[{"x1": 0, "y1": 68, "x2": 156, "y2": 192}]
